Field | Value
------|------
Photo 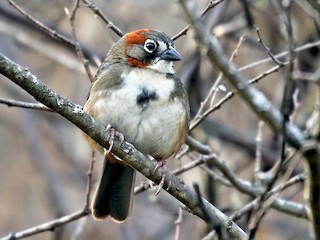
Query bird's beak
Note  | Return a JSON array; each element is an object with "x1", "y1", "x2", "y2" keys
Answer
[{"x1": 160, "y1": 47, "x2": 182, "y2": 61}]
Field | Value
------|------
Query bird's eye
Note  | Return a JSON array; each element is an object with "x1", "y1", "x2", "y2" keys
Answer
[{"x1": 144, "y1": 39, "x2": 157, "y2": 53}]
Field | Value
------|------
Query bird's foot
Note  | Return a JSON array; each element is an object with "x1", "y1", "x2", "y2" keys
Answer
[
  {"x1": 152, "y1": 160, "x2": 170, "y2": 195},
  {"x1": 103, "y1": 124, "x2": 124, "y2": 156}
]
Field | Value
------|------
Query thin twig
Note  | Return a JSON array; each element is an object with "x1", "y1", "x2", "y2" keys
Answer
[
  {"x1": 238, "y1": 41, "x2": 320, "y2": 72},
  {"x1": 230, "y1": 173, "x2": 305, "y2": 222},
  {"x1": 7, "y1": 0, "x2": 76, "y2": 48},
  {"x1": 134, "y1": 155, "x2": 213, "y2": 195},
  {"x1": 172, "y1": 0, "x2": 225, "y2": 41},
  {"x1": 254, "y1": 121, "x2": 264, "y2": 181},
  {"x1": 65, "y1": 1, "x2": 94, "y2": 82},
  {"x1": 256, "y1": 26, "x2": 285, "y2": 66},
  {"x1": 193, "y1": 184, "x2": 213, "y2": 228},
  {"x1": 201, "y1": 230, "x2": 217, "y2": 240},
  {"x1": 293, "y1": 71, "x2": 320, "y2": 85},
  {"x1": 84, "y1": 151, "x2": 96, "y2": 209},
  {"x1": 174, "y1": 207, "x2": 184, "y2": 240},
  {"x1": 190, "y1": 36, "x2": 246, "y2": 131},
  {"x1": 0, "y1": 97, "x2": 52, "y2": 111},
  {"x1": 200, "y1": 165, "x2": 232, "y2": 187},
  {"x1": 81, "y1": 0, "x2": 123, "y2": 37},
  {"x1": 247, "y1": 150, "x2": 302, "y2": 239},
  {"x1": 190, "y1": 62, "x2": 286, "y2": 130},
  {"x1": 0, "y1": 210, "x2": 89, "y2": 240},
  {"x1": 186, "y1": 136, "x2": 211, "y2": 155}
]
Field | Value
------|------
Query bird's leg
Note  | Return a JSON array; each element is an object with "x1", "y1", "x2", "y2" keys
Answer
[
  {"x1": 153, "y1": 159, "x2": 169, "y2": 195},
  {"x1": 104, "y1": 124, "x2": 124, "y2": 156}
]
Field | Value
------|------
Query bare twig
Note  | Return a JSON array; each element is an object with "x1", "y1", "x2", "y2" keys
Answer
[
  {"x1": 190, "y1": 35, "x2": 246, "y2": 131},
  {"x1": 0, "y1": 19, "x2": 93, "y2": 75},
  {"x1": 238, "y1": 41, "x2": 320, "y2": 72},
  {"x1": 230, "y1": 173, "x2": 305, "y2": 223},
  {"x1": 254, "y1": 121, "x2": 264, "y2": 181},
  {"x1": 84, "y1": 151, "x2": 95, "y2": 209},
  {"x1": 248, "y1": 151, "x2": 303, "y2": 239},
  {"x1": 247, "y1": 63, "x2": 287, "y2": 85},
  {"x1": 0, "y1": 97, "x2": 52, "y2": 111},
  {"x1": 172, "y1": 0, "x2": 225, "y2": 41},
  {"x1": 293, "y1": 71, "x2": 320, "y2": 85},
  {"x1": 174, "y1": 207, "x2": 183, "y2": 240},
  {"x1": 201, "y1": 230, "x2": 217, "y2": 240},
  {"x1": 7, "y1": 0, "x2": 76, "y2": 48},
  {"x1": 200, "y1": 165, "x2": 232, "y2": 187},
  {"x1": 0, "y1": 210, "x2": 89, "y2": 240},
  {"x1": 193, "y1": 184, "x2": 214, "y2": 229},
  {"x1": 134, "y1": 154, "x2": 214, "y2": 195},
  {"x1": 81, "y1": 0, "x2": 123, "y2": 37},
  {"x1": 195, "y1": 153, "x2": 306, "y2": 218},
  {"x1": 190, "y1": 62, "x2": 286, "y2": 131},
  {"x1": 186, "y1": 136, "x2": 211, "y2": 155},
  {"x1": 256, "y1": 27, "x2": 285, "y2": 66},
  {"x1": 65, "y1": 0, "x2": 94, "y2": 81}
]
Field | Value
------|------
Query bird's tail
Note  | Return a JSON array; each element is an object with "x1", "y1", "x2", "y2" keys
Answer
[{"x1": 91, "y1": 154, "x2": 135, "y2": 222}]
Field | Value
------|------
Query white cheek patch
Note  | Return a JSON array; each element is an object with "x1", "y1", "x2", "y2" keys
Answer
[
  {"x1": 158, "y1": 41, "x2": 168, "y2": 52},
  {"x1": 148, "y1": 60, "x2": 174, "y2": 74}
]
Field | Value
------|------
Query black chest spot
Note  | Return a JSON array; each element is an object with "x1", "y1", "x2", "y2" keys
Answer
[{"x1": 136, "y1": 88, "x2": 158, "y2": 108}]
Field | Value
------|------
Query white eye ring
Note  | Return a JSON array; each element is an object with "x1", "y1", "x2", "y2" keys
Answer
[{"x1": 144, "y1": 39, "x2": 157, "y2": 53}]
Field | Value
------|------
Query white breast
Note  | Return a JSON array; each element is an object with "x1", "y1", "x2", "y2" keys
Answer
[{"x1": 94, "y1": 68, "x2": 186, "y2": 158}]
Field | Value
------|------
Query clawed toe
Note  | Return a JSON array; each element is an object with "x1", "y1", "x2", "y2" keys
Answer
[
  {"x1": 155, "y1": 174, "x2": 165, "y2": 195},
  {"x1": 105, "y1": 124, "x2": 124, "y2": 155},
  {"x1": 152, "y1": 160, "x2": 170, "y2": 195},
  {"x1": 152, "y1": 160, "x2": 167, "y2": 175}
]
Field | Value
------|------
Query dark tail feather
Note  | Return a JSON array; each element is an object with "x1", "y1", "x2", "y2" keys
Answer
[{"x1": 92, "y1": 158, "x2": 135, "y2": 222}]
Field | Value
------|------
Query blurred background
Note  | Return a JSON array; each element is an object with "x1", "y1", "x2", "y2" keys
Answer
[{"x1": 0, "y1": 0, "x2": 319, "y2": 239}]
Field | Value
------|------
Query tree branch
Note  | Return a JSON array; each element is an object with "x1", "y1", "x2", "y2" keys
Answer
[
  {"x1": 7, "y1": 0, "x2": 76, "y2": 48},
  {"x1": 81, "y1": 0, "x2": 124, "y2": 37},
  {"x1": 0, "y1": 210, "x2": 88, "y2": 240},
  {"x1": 0, "y1": 97, "x2": 51, "y2": 111}
]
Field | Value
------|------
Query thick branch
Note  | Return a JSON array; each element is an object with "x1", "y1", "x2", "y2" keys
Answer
[{"x1": 0, "y1": 53, "x2": 246, "y2": 239}]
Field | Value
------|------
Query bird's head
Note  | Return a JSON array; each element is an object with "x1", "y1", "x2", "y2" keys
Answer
[{"x1": 107, "y1": 29, "x2": 182, "y2": 74}]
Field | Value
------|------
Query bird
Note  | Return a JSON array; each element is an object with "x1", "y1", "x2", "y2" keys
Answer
[{"x1": 83, "y1": 29, "x2": 190, "y2": 222}]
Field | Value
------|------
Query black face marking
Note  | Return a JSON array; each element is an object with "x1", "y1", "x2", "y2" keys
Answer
[
  {"x1": 136, "y1": 88, "x2": 158, "y2": 108},
  {"x1": 142, "y1": 32, "x2": 176, "y2": 61}
]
